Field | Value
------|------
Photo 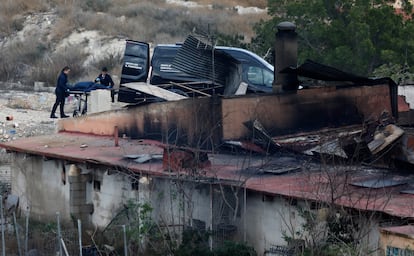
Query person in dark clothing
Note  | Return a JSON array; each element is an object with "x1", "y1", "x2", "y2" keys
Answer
[
  {"x1": 95, "y1": 67, "x2": 115, "y2": 102},
  {"x1": 50, "y1": 66, "x2": 71, "y2": 118}
]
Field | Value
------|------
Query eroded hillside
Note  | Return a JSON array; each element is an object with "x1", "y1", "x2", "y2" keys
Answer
[{"x1": 0, "y1": 0, "x2": 269, "y2": 87}]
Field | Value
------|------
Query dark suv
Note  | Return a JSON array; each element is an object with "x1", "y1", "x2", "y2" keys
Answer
[{"x1": 118, "y1": 38, "x2": 274, "y2": 103}]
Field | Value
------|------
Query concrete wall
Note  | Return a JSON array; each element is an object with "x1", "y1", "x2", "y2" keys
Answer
[
  {"x1": 88, "y1": 169, "x2": 141, "y2": 227},
  {"x1": 11, "y1": 153, "x2": 146, "y2": 226},
  {"x1": 59, "y1": 97, "x2": 222, "y2": 149},
  {"x1": 399, "y1": 85, "x2": 414, "y2": 108},
  {"x1": 238, "y1": 193, "x2": 304, "y2": 254},
  {"x1": 150, "y1": 179, "x2": 213, "y2": 233},
  {"x1": 222, "y1": 84, "x2": 393, "y2": 139},
  {"x1": 10, "y1": 153, "x2": 383, "y2": 254},
  {"x1": 380, "y1": 230, "x2": 414, "y2": 253},
  {"x1": 58, "y1": 84, "x2": 394, "y2": 148},
  {"x1": 11, "y1": 153, "x2": 71, "y2": 221},
  {"x1": 87, "y1": 89, "x2": 112, "y2": 114}
]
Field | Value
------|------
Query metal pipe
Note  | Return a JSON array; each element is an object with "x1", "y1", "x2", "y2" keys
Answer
[
  {"x1": 57, "y1": 212, "x2": 62, "y2": 256},
  {"x1": 209, "y1": 184, "x2": 213, "y2": 250},
  {"x1": 78, "y1": 219, "x2": 83, "y2": 256},
  {"x1": 61, "y1": 238, "x2": 69, "y2": 256},
  {"x1": 0, "y1": 195, "x2": 5, "y2": 256},
  {"x1": 243, "y1": 186, "x2": 247, "y2": 242},
  {"x1": 123, "y1": 225, "x2": 128, "y2": 256},
  {"x1": 13, "y1": 212, "x2": 22, "y2": 256},
  {"x1": 25, "y1": 209, "x2": 29, "y2": 256}
]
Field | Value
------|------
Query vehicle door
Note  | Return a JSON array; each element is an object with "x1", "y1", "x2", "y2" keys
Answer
[{"x1": 118, "y1": 40, "x2": 150, "y2": 103}]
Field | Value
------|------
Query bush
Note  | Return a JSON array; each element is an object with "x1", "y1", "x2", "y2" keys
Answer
[
  {"x1": 175, "y1": 228, "x2": 211, "y2": 256},
  {"x1": 31, "y1": 46, "x2": 87, "y2": 86},
  {"x1": 213, "y1": 241, "x2": 257, "y2": 256},
  {"x1": 0, "y1": 39, "x2": 47, "y2": 84},
  {"x1": 175, "y1": 229, "x2": 257, "y2": 256}
]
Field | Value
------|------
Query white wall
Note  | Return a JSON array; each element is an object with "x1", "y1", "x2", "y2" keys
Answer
[
  {"x1": 399, "y1": 85, "x2": 414, "y2": 108},
  {"x1": 88, "y1": 170, "x2": 139, "y2": 227},
  {"x1": 150, "y1": 180, "x2": 212, "y2": 230},
  {"x1": 11, "y1": 153, "x2": 144, "y2": 226},
  {"x1": 10, "y1": 153, "x2": 383, "y2": 255},
  {"x1": 12, "y1": 153, "x2": 71, "y2": 221},
  {"x1": 237, "y1": 193, "x2": 305, "y2": 254}
]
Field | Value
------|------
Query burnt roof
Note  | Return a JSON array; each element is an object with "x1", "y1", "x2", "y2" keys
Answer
[{"x1": 2, "y1": 132, "x2": 414, "y2": 219}]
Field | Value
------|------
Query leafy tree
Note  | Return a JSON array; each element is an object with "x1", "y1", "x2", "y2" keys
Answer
[{"x1": 251, "y1": 0, "x2": 414, "y2": 78}]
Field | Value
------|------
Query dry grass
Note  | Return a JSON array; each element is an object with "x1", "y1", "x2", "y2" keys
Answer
[
  {"x1": 185, "y1": 0, "x2": 267, "y2": 9},
  {"x1": 0, "y1": 0, "x2": 270, "y2": 85}
]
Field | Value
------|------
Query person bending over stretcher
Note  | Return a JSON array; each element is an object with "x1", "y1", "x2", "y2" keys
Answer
[{"x1": 95, "y1": 67, "x2": 115, "y2": 102}]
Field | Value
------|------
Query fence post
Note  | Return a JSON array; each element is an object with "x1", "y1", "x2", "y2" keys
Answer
[
  {"x1": 25, "y1": 209, "x2": 29, "y2": 256},
  {"x1": 78, "y1": 219, "x2": 83, "y2": 256},
  {"x1": 57, "y1": 212, "x2": 62, "y2": 256},
  {"x1": 13, "y1": 212, "x2": 22, "y2": 256},
  {"x1": 0, "y1": 195, "x2": 5, "y2": 256},
  {"x1": 123, "y1": 225, "x2": 128, "y2": 256}
]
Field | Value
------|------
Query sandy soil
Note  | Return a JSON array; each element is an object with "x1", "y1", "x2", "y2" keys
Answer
[{"x1": 0, "y1": 90, "x2": 80, "y2": 142}]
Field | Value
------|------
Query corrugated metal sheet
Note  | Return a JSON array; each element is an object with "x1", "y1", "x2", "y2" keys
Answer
[
  {"x1": 172, "y1": 34, "x2": 239, "y2": 86},
  {"x1": 350, "y1": 177, "x2": 407, "y2": 188},
  {"x1": 2, "y1": 132, "x2": 414, "y2": 218}
]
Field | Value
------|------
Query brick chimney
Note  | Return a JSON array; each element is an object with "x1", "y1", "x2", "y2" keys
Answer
[{"x1": 273, "y1": 21, "x2": 299, "y2": 93}]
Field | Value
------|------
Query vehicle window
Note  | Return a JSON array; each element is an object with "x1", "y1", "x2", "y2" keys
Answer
[
  {"x1": 247, "y1": 66, "x2": 273, "y2": 88},
  {"x1": 125, "y1": 43, "x2": 148, "y2": 58}
]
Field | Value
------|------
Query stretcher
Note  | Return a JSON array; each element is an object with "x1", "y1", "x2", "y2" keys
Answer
[
  {"x1": 68, "y1": 81, "x2": 111, "y2": 117},
  {"x1": 68, "y1": 90, "x2": 89, "y2": 117}
]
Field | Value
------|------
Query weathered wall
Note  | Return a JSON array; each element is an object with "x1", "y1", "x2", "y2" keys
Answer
[
  {"x1": 87, "y1": 169, "x2": 140, "y2": 227},
  {"x1": 9, "y1": 152, "x2": 383, "y2": 254},
  {"x1": 380, "y1": 229, "x2": 414, "y2": 253},
  {"x1": 59, "y1": 97, "x2": 222, "y2": 149},
  {"x1": 59, "y1": 84, "x2": 393, "y2": 148},
  {"x1": 11, "y1": 153, "x2": 71, "y2": 222},
  {"x1": 222, "y1": 85, "x2": 393, "y2": 139},
  {"x1": 150, "y1": 179, "x2": 212, "y2": 232},
  {"x1": 237, "y1": 193, "x2": 303, "y2": 254},
  {"x1": 399, "y1": 85, "x2": 414, "y2": 108},
  {"x1": 11, "y1": 153, "x2": 147, "y2": 227}
]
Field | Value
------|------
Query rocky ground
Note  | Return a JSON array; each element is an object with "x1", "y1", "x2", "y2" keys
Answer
[
  {"x1": 0, "y1": 88, "x2": 79, "y2": 162},
  {"x1": 0, "y1": 90, "x2": 56, "y2": 140}
]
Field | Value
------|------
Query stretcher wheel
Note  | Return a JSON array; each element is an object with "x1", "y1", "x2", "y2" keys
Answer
[{"x1": 73, "y1": 110, "x2": 80, "y2": 117}]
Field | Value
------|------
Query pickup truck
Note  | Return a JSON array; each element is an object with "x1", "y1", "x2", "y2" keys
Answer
[{"x1": 118, "y1": 35, "x2": 274, "y2": 103}]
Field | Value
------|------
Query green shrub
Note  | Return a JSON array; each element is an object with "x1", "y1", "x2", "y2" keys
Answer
[{"x1": 213, "y1": 241, "x2": 257, "y2": 256}]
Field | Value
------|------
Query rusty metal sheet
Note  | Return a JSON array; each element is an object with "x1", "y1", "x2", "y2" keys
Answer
[
  {"x1": 350, "y1": 177, "x2": 407, "y2": 188},
  {"x1": 2, "y1": 132, "x2": 414, "y2": 218}
]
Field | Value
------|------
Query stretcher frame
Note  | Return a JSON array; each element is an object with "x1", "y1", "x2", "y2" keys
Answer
[{"x1": 68, "y1": 90, "x2": 89, "y2": 117}]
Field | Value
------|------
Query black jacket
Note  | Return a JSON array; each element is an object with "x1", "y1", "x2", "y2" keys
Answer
[
  {"x1": 95, "y1": 74, "x2": 114, "y2": 87},
  {"x1": 56, "y1": 72, "x2": 68, "y2": 96}
]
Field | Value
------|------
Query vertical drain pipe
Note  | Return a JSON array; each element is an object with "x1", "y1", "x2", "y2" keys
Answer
[
  {"x1": 273, "y1": 21, "x2": 299, "y2": 94},
  {"x1": 114, "y1": 126, "x2": 119, "y2": 147}
]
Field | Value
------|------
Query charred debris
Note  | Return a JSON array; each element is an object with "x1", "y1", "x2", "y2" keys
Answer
[{"x1": 117, "y1": 22, "x2": 413, "y2": 174}]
